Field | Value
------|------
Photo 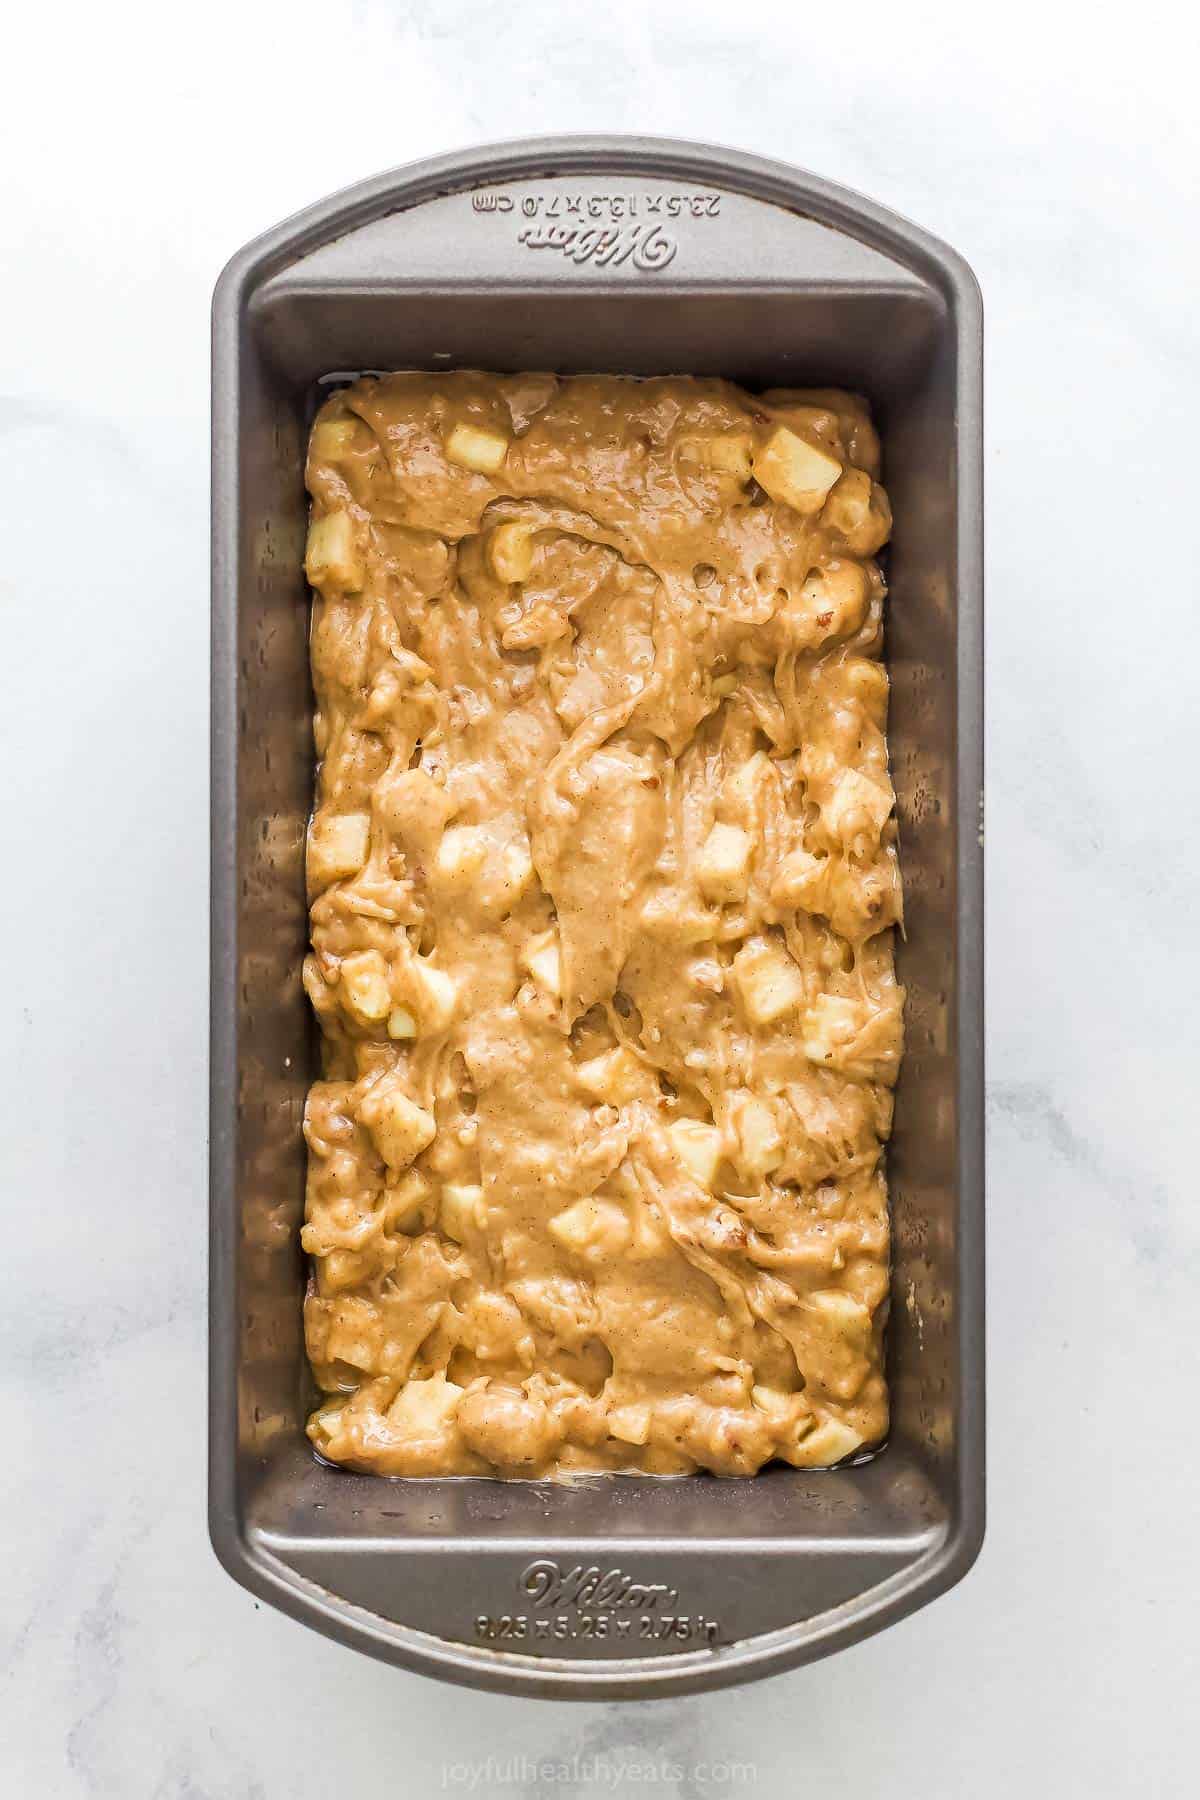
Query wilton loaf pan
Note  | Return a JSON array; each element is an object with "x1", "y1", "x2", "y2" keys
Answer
[{"x1": 210, "y1": 134, "x2": 984, "y2": 1697}]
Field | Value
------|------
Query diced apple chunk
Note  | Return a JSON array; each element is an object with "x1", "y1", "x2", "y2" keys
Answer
[
  {"x1": 771, "y1": 847, "x2": 827, "y2": 913},
  {"x1": 444, "y1": 422, "x2": 509, "y2": 475},
  {"x1": 307, "y1": 811, "x2": 370, "y2": 891},
  {"x1": 382, "y1": 1169, "x2": 431, "y2": 1234},
  {"x1": 436, "y1": 827, "x2": 533, "y2": 917},
  {"x1": 338, "y1": 950, "x2": 392, "y2": 1025},
  {"x1": 731, "y1": 1092, "x2": 784, "y2": 1177},
  {"x1": 387, "y1": 1006, "x2": 417, "y2": 1040},
  {"x1": 731, "y1": 937, "x2": 806, "y2": 1026},
  {"x1": 521, "y1": 929, "x2": 561, "y2": 996},
  {"x1": 309, "y1": 1400, "x2": 346, "y2": 1444},
  {"x1": 667, "y1": 1119, "x2": 724, "y2": 1190},
  {"x1": 498, "y1": 843, "x2": 535, "y2": 909},
  {"x1": 305, "y1": 509, "x2": 364, "y2": 591},
  {"x1": 575, "y1": 1046, "x2": 651, "y2": 1105},
  {"x1": 801, "y1": 993, "x2": 865, "y2": 1067},
  {"x1": 639, "y1": 887, "x2": 718, "y2": 945},
  {"x1": 752, "y1": 427, "x2": 843, "y2": 513},
  {"x1": 824, "y1": 768, "x2": 893, "y2": 847},
  {"x1": 410, "y1": 961, "x2": 458, "y2": 1032},
  {"x1": 790, "y1": 1416, "x2": 864, "y2": 1467},
  {"x1": 358, "y1": 1083, "x2": 436, "y2": 1172},
  {"x1": 440, "y1": 1182, "x2": 486, "y2": 1241},
  {"x1": 696, "y1": 823, "x2": 752, "y2": 903},
  {"x1": 608, "y1": 1403, "x2": 652, "y2": 1446},
  {"x1": 387, "y1": 1373, "x2": 464, "y2": 1436},
  {"x1": 379, "y1": 766, "x2": 457, "y2": 840},
  {"x1": 488, "y1": 521, "x2": 534, "y2": 582},
  {"x1": 436, "y1": 825, "x2": 490, "y2": 884},
  {"x1": 549, "y1": 1197, "x2": 631, "y2": 1258}
]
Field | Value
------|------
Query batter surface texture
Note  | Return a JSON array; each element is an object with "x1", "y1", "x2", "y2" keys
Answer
[{"x1": 300, "y1": 372, "x2": 903, "y2": 1478}]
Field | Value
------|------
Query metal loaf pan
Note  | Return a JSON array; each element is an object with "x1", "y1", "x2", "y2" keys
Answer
[{"x1": 211, "y1": 135, "x2": 984, "y2": 1697}]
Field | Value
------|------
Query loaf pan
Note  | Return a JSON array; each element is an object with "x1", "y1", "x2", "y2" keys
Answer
[{"x1": 210, "y1": 134, "x2": 984, "y2": 1697}]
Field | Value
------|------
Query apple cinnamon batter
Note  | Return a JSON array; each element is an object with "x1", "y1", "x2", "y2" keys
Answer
[{"x1": 300, "y1": 372, "x2": 902, "y2": 1478}]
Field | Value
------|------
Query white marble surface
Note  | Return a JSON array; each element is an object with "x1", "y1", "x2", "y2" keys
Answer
[{"x1": 3, "y1": 1, "x2": 1197, "y2": 1793}]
